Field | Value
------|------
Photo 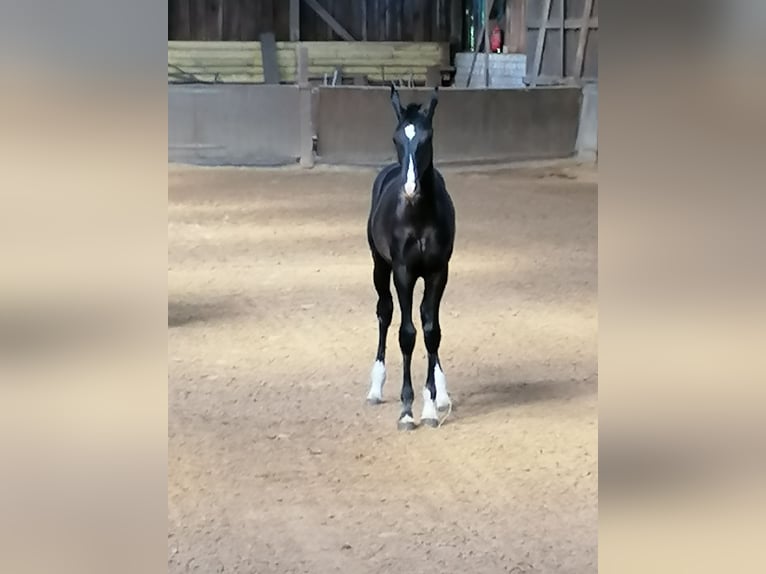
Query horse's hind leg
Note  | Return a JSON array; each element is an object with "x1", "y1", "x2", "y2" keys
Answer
[
  {"x1": 367, "y1": 252, "x2": 393, "y2": 404},
  {"x1": 420, "y1": 266, "x2": 451, "y2": 426}
]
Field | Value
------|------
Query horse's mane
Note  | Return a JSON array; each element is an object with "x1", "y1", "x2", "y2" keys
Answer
[{"x1": 402, "y1": 103, "x2": 424, "y2": 120}]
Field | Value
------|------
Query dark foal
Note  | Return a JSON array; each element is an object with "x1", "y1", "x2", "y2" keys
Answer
[{"x1": 366, "y1": 85, "x2": 456, "y2": 430}]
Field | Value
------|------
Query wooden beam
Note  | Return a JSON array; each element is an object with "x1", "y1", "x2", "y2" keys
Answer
[
  {"x1": 574, "y1": 0, "x2": 594, "y2": 80},
  {"x1": 506, "y1": 0, "x2": 526, "y2": 54},
  {"x1": 290, "y1": 0, "x2": 300, "y2": 41},
  {"x1": 302, "y1": 0, "x2": 356, "y2": 42},
  {"x1": 530, "y1": 0, "x2": 553, "y2": 86},
  {"x1": 530, "y1": 18, "x2": 599, "y2": 30}
]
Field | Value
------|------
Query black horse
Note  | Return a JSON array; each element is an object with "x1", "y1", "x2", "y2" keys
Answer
[{"x1": 366, "y1": 85, "x2": 456, "y2": 430}]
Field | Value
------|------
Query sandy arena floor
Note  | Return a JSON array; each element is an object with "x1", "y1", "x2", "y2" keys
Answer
[{"x1": 168, "y1": 161, "x2": 598, "y2": 573}]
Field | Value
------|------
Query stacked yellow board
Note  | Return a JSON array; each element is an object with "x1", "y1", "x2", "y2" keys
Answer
[{"x1": 168, "y1": 41, "x2": 449, "y2": 84}]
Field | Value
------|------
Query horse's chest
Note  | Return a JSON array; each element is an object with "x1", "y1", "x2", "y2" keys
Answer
[{"x1": 402, "y1": 228, "x2": 442, "y2": 267}]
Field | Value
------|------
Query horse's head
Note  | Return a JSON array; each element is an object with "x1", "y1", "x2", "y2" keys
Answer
[{"x1": 389, "y1": 85, "x2": 439, "y2": 201}]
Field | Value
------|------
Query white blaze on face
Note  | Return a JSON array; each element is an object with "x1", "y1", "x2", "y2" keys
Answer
[{"x1": 403, "y1": 124, "x2": 417, "y2": 196}]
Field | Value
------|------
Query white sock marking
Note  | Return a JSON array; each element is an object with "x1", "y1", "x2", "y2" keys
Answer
[
  {"x1": 367, "y1": 360, "x2": 386, "y2": 401},
  {"x1": 421, "y1": 387, "x2": 437, "y2": 421},
  {"x1": 434, "y1": 364, "x2": 451, "y2": 409},
  {"x1": 399, "y1": 414, "x2": 415, "y2": 424}
]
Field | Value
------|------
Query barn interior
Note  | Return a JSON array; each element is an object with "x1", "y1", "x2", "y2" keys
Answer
[{"x1": 168, "y1": 2, "x2": 598, "y2": 573}]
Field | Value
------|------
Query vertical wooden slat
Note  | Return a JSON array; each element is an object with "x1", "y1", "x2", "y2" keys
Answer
[
  {"x1": 530, "y1": 0, "x2": 553, "y2": 86},
  {"x1": 222, "y1": 0, "x2": 240, "y2": 40},
  {"x1": 290, "y1": 0, "x2": 300, "y2": 41},
  {"x1": 362, "y1": 0, "x2": 368, "y2": 40},
  {"x1": 436, "y1": 0, "x2": 448, "y2": 42},
  {"x1": 449, "y1": 0, "x2": 463, "y2": 53},
  {"x1": 262, "y1": 0, "x2": 275, "y2": 35},
  {"x1": 410, "y1": 0, "x2": 421, "y2": 41},
  {"x1": 506, "y1": 0, "x2": 526, "y2": 54},
  {"x1": 239, "y1": 0, "x2": 258, "y2": 40},
  {"x1": 574, "y1": 0, "x2": 593, "y2": 80},
  {"x1": 559, "y1": 0, "x2": 565, "y2": 78},
  {"x1": 430, "y1": 0, "x2": 438, "y2": 42},
  {"x1": 379, "y1": 0, "x2": 387, "y2": 41},
  {"x1": 169, "y1": 0, "x2": 194, "y2": 40},
  {"x1": 483, "y1": 0, "x2": 490, "y2": 87},
  {"x1": 217, "y1": 0, "x2": 224, "y2": 40},
  {"x1": 350, "y1": 0, "x2": 362, "y2": 41}
]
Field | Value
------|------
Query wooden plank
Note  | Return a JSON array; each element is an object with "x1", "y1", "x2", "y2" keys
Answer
[
  {"x1": 530, "y1": 0, "x2": 553, "y2": 86},
  {"x1": 170, "y1": 40, "x2": 446, "y2": 53},
  {"x1": 302, "y1": 0, "x2": 356, "y2": 41},
  {"x1": 290, "y1": 0, "x2": 300, "y2": 41},
  {"x1": 306, "y1": 64, "x2": 432, "y2": 74},
  {"x1": 169, "y1": 41, "x2": 261, "y2": 50},
  {"x1": 170, "y1": 73, "x2": 265, "y2": 83},
  {"x1": 574, "y1": 0, "x2": 594, "y2": 79},
  {"x1": 361, "y1": 1, "x2": 367, "y2": 41},
  {"x1": 167, "y1": 40, "x2": 448, "y2": 83}
]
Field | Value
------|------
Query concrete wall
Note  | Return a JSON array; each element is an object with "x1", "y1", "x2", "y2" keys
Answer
[
  {"x1": 576, "y1": 83, "x2": 598, "y2": 161},
  {"x1": 168, "y1": 84, "x2": 301, "y2": 166},
  {"x1": 315, "y1": 86, "x2": 582, "y2": 165}
]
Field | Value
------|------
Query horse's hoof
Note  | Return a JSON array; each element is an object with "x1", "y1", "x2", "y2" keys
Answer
[
  {"x1": 421, "y1": 417, "x2": 439, "y2": 428},
  {"x1": 397, "y1": 415, "x2": 416, "y2": 431},
  {"x1": 366, "y1": 397, "x2": 383, "y2": 406}
]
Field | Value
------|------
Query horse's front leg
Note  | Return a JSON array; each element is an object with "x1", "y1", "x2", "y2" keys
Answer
[
  {"x1": 420, "y1": 265, "x2": 451, "y2": 427},
  {"x1": 367, "y1": 251, "x2": 393, "y2": 404},
  {"x1": 393, "y1": 264, "x2": 417, "y2": 430}
]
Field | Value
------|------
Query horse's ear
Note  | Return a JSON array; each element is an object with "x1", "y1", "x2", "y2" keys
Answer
[
  {"x1": 425, "y1": 86, "x2": 439, "y2": 120},
  {"x1": 390, "y1": 84, "x2": 404, "y2": 122}
]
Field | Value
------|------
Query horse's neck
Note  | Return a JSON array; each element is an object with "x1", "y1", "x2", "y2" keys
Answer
[{"x1": 418, "y1": 161, "x2": 436, "y2": 193}]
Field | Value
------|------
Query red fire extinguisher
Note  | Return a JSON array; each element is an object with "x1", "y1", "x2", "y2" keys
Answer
[{"x1": 490, "y1": 24, "x2": 503, "y2": 53}]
